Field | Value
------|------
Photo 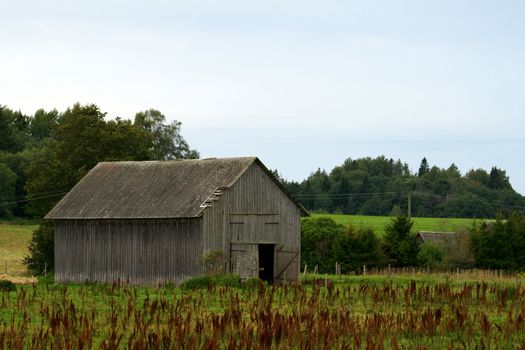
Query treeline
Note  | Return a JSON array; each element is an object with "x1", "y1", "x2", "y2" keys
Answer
[
  {"x1": 0, "y1": 104, "x2": 198, "y2": 218},
  {"x1": 282, "y1": 156, "x2": 525, "y2": 218},
  {"x1": 302, "y1": 213, "x2": 525, "y2": 274}
]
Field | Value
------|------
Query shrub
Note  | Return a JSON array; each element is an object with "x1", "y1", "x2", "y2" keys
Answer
[
  {"x1": 417, "y1": 243, "x2": 444, "y2": 269},
  {"x1": 24, "y1": 221, "x2": 54, "y2": 274},
  {"x1": 242, "y1": 277, "x2": 265, "y2": 290},
  {"x1": 200, "y1": 249, "x2": 226, "y2": 275},
  {"x1": 37, "y1": 272, "x2": 55, "y2": 285},
  {"x1": 180, "y1": 274, "x2": 241, "y2": 290},
  {"x1": 0, "y1": 280, "x2": 16, "y2": 292}
]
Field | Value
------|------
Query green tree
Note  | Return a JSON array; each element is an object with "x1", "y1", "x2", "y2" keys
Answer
[
  {"x1": 301, "y1": 217, "x2": 344, "y2": 273},
  {"x1": 417, "y1": 157, "x2": 430, "y2": 178},
  {"x1": 471, "y1": 213, "x2": 525, "y2": 270},
  {"x1": 0, "y1": 163, "x2": 17, "y2": 217},
  {"x1": 466, "y1": 168, "x2": 490, "y2": 187},
  {"x1": 0, "y1": 151, "x2": 34, "y2": 217},
  {"x1": 488, "y1": 167, "x2": 510, "y2": 190},
  {"x1": 25, "y1": 104, "x2": 154, "y2": 217},
  {"x1": 382, "y1": 216, "x2": 419, "y2": 266},
  {"x1": 134, "y1": 109, "x2": 199, "y2": 160},
  {"x1": 334, "y1": 225, "x2": 384, "y2": 272},
  {"x1": 29, "y1": 108, "x2": 59, "y2": 145},
  {"x1": 0, "y1": 106, "x2": 31, "y2": 153},
  {"x1": 24, "y1": 221, "x2": 54, "y2": 274}
]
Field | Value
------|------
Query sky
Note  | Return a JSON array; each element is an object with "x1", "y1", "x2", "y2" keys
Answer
[{"x1": 1, "y1": 1, "x2": 524, "y2": 194}]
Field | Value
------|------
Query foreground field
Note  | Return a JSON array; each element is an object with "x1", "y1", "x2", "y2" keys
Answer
[
  {"x1": 1, "y1": 275, "x2": 525, "y2": 348},
  {"x1": 0, "y1": 222, "x2": 37, "y2": 276},
  {"x1": 311, "y1": 214, "x2": 478, "y2": 235}
]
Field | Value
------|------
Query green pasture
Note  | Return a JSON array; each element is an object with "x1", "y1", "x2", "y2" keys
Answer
[{"x1": 310, "y1": 213, "x2": 479, "y2": 235}]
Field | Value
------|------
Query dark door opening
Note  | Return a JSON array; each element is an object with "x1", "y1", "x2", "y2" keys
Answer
[{"x1": 258, "y1": 244, "x2": 275, "y2": 283}]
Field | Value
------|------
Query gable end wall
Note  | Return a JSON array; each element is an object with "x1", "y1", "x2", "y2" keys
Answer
[{"x1": 202, "y1": 163, "x2": 301, "y2": 282}]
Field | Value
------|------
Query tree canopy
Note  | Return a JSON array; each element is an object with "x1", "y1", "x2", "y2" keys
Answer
[
  {"x1": 282, "y1": 156, "x2": 524, "y2": 218},
  {"x1": 0, "y1": 103, "x2": 199, "y2": 218}
]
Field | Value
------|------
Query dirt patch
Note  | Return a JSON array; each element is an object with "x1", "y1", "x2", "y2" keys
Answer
[{"x1": 0, "y1": 274, "x2": 37, "y2": 285}]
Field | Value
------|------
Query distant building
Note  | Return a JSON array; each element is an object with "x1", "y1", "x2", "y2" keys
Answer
[
  {"x1": 46, "y1": 157, "x2": 308, "y2": 285},
  {"x1": 416, "y1": 231, "x2": 458, "y2": 246},
  {"x1": 416, "y1": 231, "x2": 474, "y2": 267}
]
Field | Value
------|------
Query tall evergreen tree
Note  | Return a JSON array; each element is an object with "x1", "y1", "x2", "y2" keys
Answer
[
  {"x1": 381, "y1": 216, "x2": 419, "y2": 267},
  {"x1": 417, "y1": 157, "x2": 430, "y2": 178},
  {"x1": 488, "y1": 167, "x2": 510, "y2": 190}
]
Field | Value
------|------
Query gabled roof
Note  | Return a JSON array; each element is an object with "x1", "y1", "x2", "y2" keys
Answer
[
  {"x1": 45, "y1": 157, "x2": 308, "y2": 219},
  {"x1": 416, "y1": 231, "x2": 458, "y2": 244}
]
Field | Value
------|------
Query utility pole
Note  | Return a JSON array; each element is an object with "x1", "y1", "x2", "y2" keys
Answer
[{"x1": 407, "y1": 192, "x2": 412, "y2": 220}]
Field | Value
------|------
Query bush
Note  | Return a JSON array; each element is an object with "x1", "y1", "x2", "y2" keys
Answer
[
  {"x1": 242, "y1": 277, "x2": 265, "y2": 290},
  {"x1": 0, "y1": 280, "x2": 16, "y2": 292},
  {"x1": 180, "y1": 274, "x2": 241, "y2": 290},
  {"x1": 37, "y1": 272, "x2": 55, "y2": 285},
  {"x1": 24, "y1": 221, "x2": 54, "y2": 274},
  {"x1": 417, "y1": 243, "x2": 444, "y2": 269},
  {"x1": 200, "y1": 249, "x2": 226, "y2": 275}
]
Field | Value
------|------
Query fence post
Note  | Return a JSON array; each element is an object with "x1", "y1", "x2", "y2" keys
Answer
[
  {"x1": 363, "y1": 265, "x2": 367, "y2": 276},
  {"x1": 303, "y1": 265, "x2": 308, "y2": 277}
]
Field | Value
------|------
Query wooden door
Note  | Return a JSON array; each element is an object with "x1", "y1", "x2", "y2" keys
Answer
[{"x1": 230, "y1": 243, "x2": 258, "y2": 279}]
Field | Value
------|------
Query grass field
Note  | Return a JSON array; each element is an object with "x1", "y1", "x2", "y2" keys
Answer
[
  {"x1": 310, "y1": 213, "x2": 479, "y2": 235},
  {"x1": 1, "y1": 274, "x2": 525, "y2": 348},
  {"x1": 0, "y1": 222, "x2": 37, "y2": 276}
]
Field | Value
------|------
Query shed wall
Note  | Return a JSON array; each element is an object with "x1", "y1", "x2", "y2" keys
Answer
[
  {"x1": 54, "y1": 219, "x2": 202, "y2": 285},
  {"x1": 202, "y1": 163, "x2": 301, "y2": 282}
]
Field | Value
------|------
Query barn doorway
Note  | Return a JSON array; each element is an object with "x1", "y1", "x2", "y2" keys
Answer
[{"x1": 258, "y1": 244, "x2": 275, "y2": 283}]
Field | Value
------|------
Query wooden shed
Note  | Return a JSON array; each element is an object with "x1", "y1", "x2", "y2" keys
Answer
[
  {"x1": 416, "y1": 231, "x2": 474, "y2": 266},
  {"x1": 45, "y1": 157, "x2": 308, "y2": 285}
]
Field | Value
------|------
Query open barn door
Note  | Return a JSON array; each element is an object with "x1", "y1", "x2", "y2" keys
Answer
[
  {"x1": 230, "y1": 243, "x2": 258, "y2": 279},
  {"x1": 275, "y1": 245, "x2": 300, "y2": 283}
]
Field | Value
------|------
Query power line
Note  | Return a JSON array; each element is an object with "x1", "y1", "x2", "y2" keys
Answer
[
  {"x1": 294, "y1": 191, "x2": 401, "y2": 198},
  {"x1": 411, "y1": 191, "x2": 525, "y2": 211},
  {"x1": 1, "y1": 191, "x2": 70, "y2": 206},
  {"x1": 293, "y1": 190, "x2": 525, "y2": 212}
]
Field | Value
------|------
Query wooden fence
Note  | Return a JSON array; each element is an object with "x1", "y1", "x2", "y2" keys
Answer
[{"x1": 303, "y1": 264, "x2": 522, "y2": 281}]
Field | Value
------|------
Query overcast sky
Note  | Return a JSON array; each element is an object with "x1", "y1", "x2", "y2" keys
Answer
[{"x1": 2, "y1": 1, "x2": 524, "y2": 194}]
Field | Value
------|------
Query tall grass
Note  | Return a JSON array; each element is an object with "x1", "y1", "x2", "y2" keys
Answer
[{"x1": 1, "y1": 275, "x2": 525, "y2": 348}]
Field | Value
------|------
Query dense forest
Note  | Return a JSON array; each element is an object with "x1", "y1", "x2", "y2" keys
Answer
[
  {"x1": 0, "y1": 104, "x2": 198, "y2": 218},
  {"x1": 2, "y1": 103, "x2": 524, "y2": 220},
  {"x1": 281, "y1": 157, "x2": 525, "y2": 218}
]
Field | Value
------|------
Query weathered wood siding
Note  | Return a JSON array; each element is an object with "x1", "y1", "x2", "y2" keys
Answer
[
  {"x1": 202, "y1": 163, "x2": 301, "y2": 282},
  {"x1": 54, "y1": 219, "x2": 202, "y2": 285}
]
